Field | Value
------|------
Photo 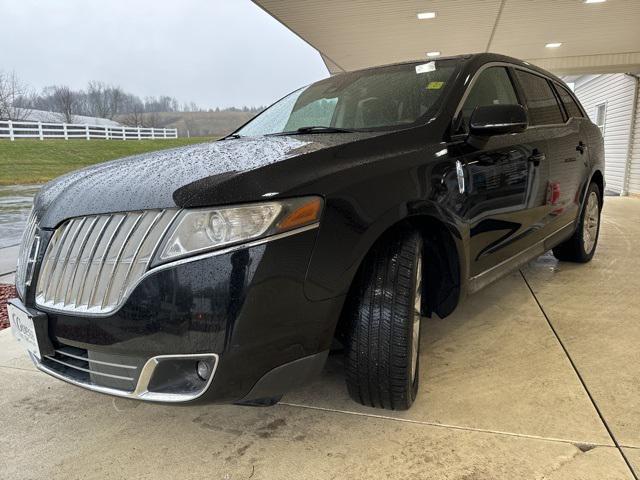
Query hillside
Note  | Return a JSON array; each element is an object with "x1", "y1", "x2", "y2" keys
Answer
[{"x1": 117, "y1": 111, "x2": 259, "y2": 137}]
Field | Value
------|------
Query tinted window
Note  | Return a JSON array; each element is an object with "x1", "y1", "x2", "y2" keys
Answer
[
  {"x1": 555, "y1": 85, "x2": 584, "y2": 118},
  {"x1": 515, "y1": 70, "x2": 564, "y2": 125},
  {"x1": 460, "y1": 67, "x2": 519, "y2": 127}
]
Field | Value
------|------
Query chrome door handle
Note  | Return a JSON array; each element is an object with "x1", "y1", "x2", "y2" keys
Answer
[
  {"x1": 455, "y1": 160, "x2": 465, "y2": 194},
  {"x1": 576, "y1": 141, "x2": 587, "y2": 154},
  {"x1": 528, "y1": 151, "x2": 545, "y2": 166}
]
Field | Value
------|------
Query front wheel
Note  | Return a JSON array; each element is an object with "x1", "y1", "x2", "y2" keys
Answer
[
  {"x1": 344, "y1": 229, "x2": 423, "y2": 410},
  {"x1": 553, "y1": 182, "x2": 602, "y2": 263}
]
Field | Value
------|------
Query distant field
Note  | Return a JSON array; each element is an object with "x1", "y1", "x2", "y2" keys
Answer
[
  {"x1": 117, "y1": 111, "x2": 257, "y2": 137},
  {"x1": 0, "y1": 137, "x2": 217, "y2": 185}
]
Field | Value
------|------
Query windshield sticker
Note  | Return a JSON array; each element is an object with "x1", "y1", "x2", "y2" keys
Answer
[
  {"x1": 415, "y1": 61, "x2": 436, "y2": 74},
  {"x1": 427, "y1": 81, "x2": 444, "y2": 90}
]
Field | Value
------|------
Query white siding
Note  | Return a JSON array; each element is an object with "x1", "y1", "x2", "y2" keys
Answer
[
  {"x1": 628, "y1": 78, "x2": 640, "y2": 196},
  {"x1": 574, "y1": 74, "x2": 636, "y2": 194}
]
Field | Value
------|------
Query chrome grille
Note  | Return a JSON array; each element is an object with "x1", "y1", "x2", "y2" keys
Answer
[
  {"x1": 15, "y1": 210, "x2": 38, "y2": 299},
  {"x1": 35, "y1": 209, "x2": 178, "y2": 315}
]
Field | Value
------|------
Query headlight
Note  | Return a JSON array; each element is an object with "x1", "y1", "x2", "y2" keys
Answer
[{"x1": 154, "y1": 196, "x2": 322, "y2": 265}]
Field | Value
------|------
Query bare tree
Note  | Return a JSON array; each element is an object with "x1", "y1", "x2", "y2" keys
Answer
[
  {"x1": 120, "y1": 96, "x2": 146, "y2": 126},
  {"x1": 51, "y1": 86, "x2": 77, "y2": 123},
  {"x1": 87, "y1": 81, "x2": 111, "y2": 119},
  {"x1": 183, "y1": 113, "x2": 198, "y2": 138},
  {"x1": 4, "y1": 71, "x2": 263, "y2": 126},
  {"x1": 0, "y1": 71, "x2": 30, "y2": 120},
  {"x1": 142, "y1": 111, "x2": 161, "y2": 128},
  {"x1": 108, "y1": 86, "x2": 124, "y2": 119}
]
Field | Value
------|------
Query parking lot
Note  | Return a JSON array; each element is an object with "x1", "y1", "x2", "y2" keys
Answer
[{"x1": 1, "y1": 196, "x2": 639, "y2": 479}]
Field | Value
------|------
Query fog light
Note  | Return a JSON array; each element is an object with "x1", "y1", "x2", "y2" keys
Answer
[{"x1": 196, "y1": 360, "x2": 212, "y2": 381}]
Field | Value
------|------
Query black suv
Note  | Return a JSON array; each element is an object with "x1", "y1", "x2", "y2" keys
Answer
[{"x1": 9, "y1": 53, "x2": 604, "y2": 410}]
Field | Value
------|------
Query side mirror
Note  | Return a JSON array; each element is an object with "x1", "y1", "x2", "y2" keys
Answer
[{"x1": 469, "y1": 104, "x2": 528, "y2": 136}]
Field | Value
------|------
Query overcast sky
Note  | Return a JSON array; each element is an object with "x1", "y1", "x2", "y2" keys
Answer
[{"x1": 1, "y1": 0, "x2": 329, "y2": 108}]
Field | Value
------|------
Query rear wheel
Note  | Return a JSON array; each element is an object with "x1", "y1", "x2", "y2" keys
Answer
[
  {"x1": 553, "y1": 182, "x2": 602, "y2": 263},
  {"x1": 344, "y1": 229, "x2": 423, "y2": 410}
]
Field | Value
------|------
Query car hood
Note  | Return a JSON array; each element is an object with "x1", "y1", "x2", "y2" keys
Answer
[{"x1": 33, "y1": 133, "x2": 380, "y2": 228}]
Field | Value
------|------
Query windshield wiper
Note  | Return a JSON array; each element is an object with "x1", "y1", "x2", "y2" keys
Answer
[
  {"x1": 296, "y1": 126, "x2": 355, "y2": 134},
  {"x1": 223, "y1": 133, "x2": 242, "y2": 139},
  {"x1": 267, "y1": 126, "x2": 356, "y2": 136}
]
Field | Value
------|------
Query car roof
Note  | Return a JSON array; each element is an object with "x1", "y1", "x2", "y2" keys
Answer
[{"x1": 341, "y1": 53, "x2": 565, "y2": 86}]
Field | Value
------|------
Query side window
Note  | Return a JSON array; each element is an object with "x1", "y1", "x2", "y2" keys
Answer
[
  {"x1": 460, "y1": 67, "x2": 519, "y2": 128},
  {"x1": 555, "y1": 84, "x2": 584, "y2": 119},
  {"x1": 514, "y1": 70, "x2": 564, "y2": 125}
]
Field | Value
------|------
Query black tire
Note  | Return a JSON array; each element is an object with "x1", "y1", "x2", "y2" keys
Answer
[
  {"x1": 344, "y1": 229, "x2": 423, "y2": 410},
  {"x1": 553, "y1": 182, "x2": 602, "y2": 263}
]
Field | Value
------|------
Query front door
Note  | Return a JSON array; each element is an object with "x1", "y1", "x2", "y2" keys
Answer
[{"x1": 448, "y1": 66, "x2": 550, "y2": 277}]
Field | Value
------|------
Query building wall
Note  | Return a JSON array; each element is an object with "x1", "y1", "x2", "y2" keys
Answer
[
  {"x1": 628, "y1": 78, "x2": 640, "y2": 196},
  {"x1": 574, "y1": 74, "x2": 636, "y2": 195}
]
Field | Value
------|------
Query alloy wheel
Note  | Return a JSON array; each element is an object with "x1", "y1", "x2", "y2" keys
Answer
[
  {"x1": 411, "y1": 251, "x2": 422, "y2": 383},
  {"x1": 583, "y1": 191, "x2": 600, "y2": 255}
]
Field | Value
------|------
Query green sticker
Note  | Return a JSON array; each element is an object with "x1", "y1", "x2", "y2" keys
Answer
[{"x1": 427, "y1": 81, "x2": 444, "y2": 90}]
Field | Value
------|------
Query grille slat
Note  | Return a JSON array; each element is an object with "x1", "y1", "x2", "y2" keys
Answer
[
  {"x1": 55, "y1": 349, "x2": 137, "y2": 370},
  {"x1": 53, "y1": 217, "x2": 87, "y2": 304},
  {"x1": 64, "y1": 217, "x2": 98, "y2": 306},
  {"x1": 35, "y1": 209, "x2": 177, "y2": 315},
  {"x1": 76, "y1": 216, "x2": 112, "y2": 307},
  {"x1": 43, "y1": 221, "x2": 74, "y2": 301},
  {"x1": 15, "y1": 211, "x2": 38, "y2": 298},
  {"x1": 118, "y1": 210, "x2": 165, "y2": 304},
  {"x1": 44, "y1": 355, "x2": 135, "y2": 381},
  {"x1": 88, "y1": 214, "x2": 127, "y2": 309},
  {"x1": 101, "y1": 213, "x2": 144, "y2": 309}
]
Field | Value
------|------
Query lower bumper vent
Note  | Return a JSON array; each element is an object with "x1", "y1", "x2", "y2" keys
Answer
[
  {"x1": 41, "y1": 345, "x2": 141, "y2": 392},
  {"x1": 33, "y1": 347, "x2": 218, "y2": 403}
]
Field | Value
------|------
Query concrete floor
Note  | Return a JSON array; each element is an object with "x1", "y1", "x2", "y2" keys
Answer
[{"x1": 1, "y1": 197, "x2": 638, "y2": 479}]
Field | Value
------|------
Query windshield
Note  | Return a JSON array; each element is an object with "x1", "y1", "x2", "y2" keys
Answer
[{"x1": 236, "y1": 60, "x2": 461, "y2": 136}]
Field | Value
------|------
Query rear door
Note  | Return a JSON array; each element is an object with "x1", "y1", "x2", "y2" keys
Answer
[
  {"x1": 513, "y1": 69, "x2": 585, "y2": 229},
  {"x1": 553, "y1": 82, "x2": 593, "y2": 212},
  {"x1": 449, "y1": 66, "x2": 551, "y2": 277}
]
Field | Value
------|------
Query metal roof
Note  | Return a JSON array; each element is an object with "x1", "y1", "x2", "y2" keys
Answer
[{"x1": 253, "y1": 0, "x2": 640, "y2": 75}]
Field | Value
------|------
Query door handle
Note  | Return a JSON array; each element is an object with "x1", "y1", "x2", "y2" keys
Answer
[
  {"x1": 528, "y1": 150, "x2": 545, "y2": 166},
  {"x1": 576, "y1": 141, "x2": 587, "y2": 154}
]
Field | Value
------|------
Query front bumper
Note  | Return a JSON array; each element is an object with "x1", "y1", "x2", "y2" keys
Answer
[
  {"x1": 20, "y1": 225, "x2": 344, "y2": 403},
  {"x1": 32, "y1": 350, "x2": 219, "y2": 402}
]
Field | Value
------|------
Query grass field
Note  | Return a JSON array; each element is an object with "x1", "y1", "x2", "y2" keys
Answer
[{"x1": 0, "y1": 137, "x2": 216, "y2": 185}]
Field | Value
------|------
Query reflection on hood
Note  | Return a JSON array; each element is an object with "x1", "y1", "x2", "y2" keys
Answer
[{"x1": 33, "y1": 133, "x2": 375, "y2": 228}]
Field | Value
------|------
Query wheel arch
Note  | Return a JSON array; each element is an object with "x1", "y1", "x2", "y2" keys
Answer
[
  {"x1": 590, "y1": 169, "x2": 605, "y2": 202},
  {"x1": 404, "y1": 215, "x2": 462, "y2": 319},
  {"x1": 334, "y1": 213, "x2": 463, "y2": 344}
]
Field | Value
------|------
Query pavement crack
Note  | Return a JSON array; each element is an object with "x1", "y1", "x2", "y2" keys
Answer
[
  {"x1": 0, "y1": 364, "x2": 39, "y2": 373},
  {"x1": 280, "y1": 401, "x2": 612, "y2": 449}
]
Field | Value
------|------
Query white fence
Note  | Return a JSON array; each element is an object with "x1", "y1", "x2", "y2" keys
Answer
[{"x1": 0, "y1": 120, "x2": 178, "y2": 141}]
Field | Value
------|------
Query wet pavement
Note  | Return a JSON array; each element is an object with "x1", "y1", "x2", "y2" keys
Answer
[
  {"x1": 0, "y1": 184, "x2": 40, "y2": 249},
  {"x1": 0, "y1": 197, "x2": 638, "y2": 479}
]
